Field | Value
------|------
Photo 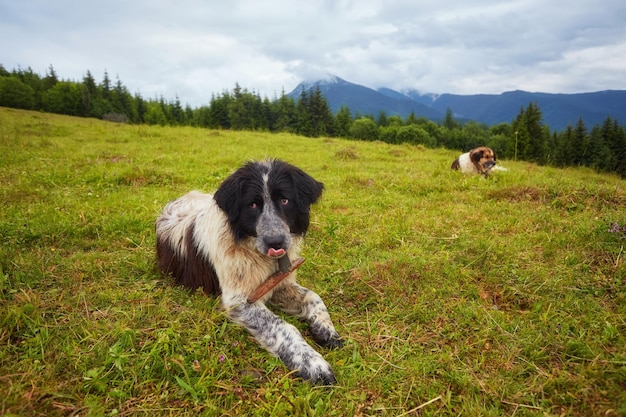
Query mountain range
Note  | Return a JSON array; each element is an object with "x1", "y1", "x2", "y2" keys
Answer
[{"x1": 287, "y1": 75, "x2": 626, "y2": 131}]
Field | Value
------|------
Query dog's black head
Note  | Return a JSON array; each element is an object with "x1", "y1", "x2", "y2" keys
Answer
[{"x1": 214, "y1": 159, "x2": 324, "y2": 257}]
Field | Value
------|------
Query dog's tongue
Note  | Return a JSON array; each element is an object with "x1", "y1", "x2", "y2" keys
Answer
[{"x1": 268, "y1": 248, "x2": 285, "y2": 258}]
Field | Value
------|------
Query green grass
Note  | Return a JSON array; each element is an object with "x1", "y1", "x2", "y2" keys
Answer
[{"x1": 1, "y1": 107, "x2": 625, "y2": 416}]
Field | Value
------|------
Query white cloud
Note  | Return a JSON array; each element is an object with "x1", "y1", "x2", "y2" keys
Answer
[{"x1": 1, "y1": 0, "x2": 625, "y2": 106}]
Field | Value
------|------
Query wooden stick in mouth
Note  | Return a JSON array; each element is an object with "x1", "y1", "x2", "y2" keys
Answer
[{"x1": 247, "y1": 257, "x2": 305, "y2": 303}]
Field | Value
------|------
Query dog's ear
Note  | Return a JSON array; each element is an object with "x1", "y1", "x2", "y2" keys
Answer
[
  {"x1": 214, "y1": 170, "x2": 245, "y2": 222},
  {"x1": 470, "y1": 149, "x2": 484, "y2": 163},
  {"x1": 285, "y1": 165, "x2": 323, "y2": 236},
  {"x1": 290, "y1": 167, "x2": 324, "y2": 211}
]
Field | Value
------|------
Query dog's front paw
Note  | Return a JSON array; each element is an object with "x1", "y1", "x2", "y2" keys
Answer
[
  {"x1": 323, "y1": 334, "x2": 344, "y2": 349},
  {"x1": 310, "y1": 324, "x2": 344, "y2": 349},
  {"x1": 280, "y1": 345, "x2": 337, "y2": 385},
  {"x1": 296, "y1": 353, "x2": 337, "y2": 385}
]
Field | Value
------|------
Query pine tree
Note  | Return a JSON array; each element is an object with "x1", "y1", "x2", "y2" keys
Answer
[
  {"x1": 512, "y1": 103, "x2": 548, "y2": 163},
  {"x1": 83, "y1": 71, "x2": 97, "y2": 96},
  {"x1": 228, "y1": 83, "x2": 257, "y2": 130},
  {"x1": 603, "y1": 117, "x2": 626, "y2": 177},
  {"x1": 193, "y1": 105, "x2": 212, "y2": 128},
  {"x1": 512, "y1": 107, "x2": 529, "y2": 161},
  {"x1": 101, "y1": 70, "x2": 112, "y2": 100},
  {"x1": 262, "y1": 96, "x2": 275, "y2": 131},
  {"x1": 171, "y1": 95, "x2": 185, "y2": 125},
  {"x1": 184, "y1": 104, "x2": 194, "y2": 126},
  {"x1": 443, "y1": 108, "x2": 458, "y2": 130},
  {"x1": 296, "y1": 88, "x2": 312, "y2": 137},
  {"x1": 544, "y1": 131, "x2": 559, "y2": 166},
  {"x1": 134, "y1": 93, "x2": 147, "y2": 123},
  {"x1": 524, "y1": 102, "x2": 548, "y2": 163},
  {"x1": 308, "y1": 86, "x2": 334, "y2": 136},
  {"x1": 571, "y1": 118, "x2": 589, "y2": 166},
  {"x1": 334, "y1": 106, "x2": 352, "y2": 138},
  {"x1": 273, "y1": 90, "x2": 297, "y2": 132},
  {"x1": 559, "y1": 126, "x2": 576, "y2": 167},
  {"x1": 588, "y1": 124, "x2": 613, "y2": 172},
  {"x1": 209, "y1": 92, "x2": 231, "y2": 129},
  {"x1": 80, "y1": 71, "x2": 97, "y2": 117},
  {"x1": 376, "y1": 111, "x2": 388, "y2": 127},
  {"x1": 42, "y1": 65, "x2": 58, "y2": 91},
  {"x1": 405, "y1": 111, "x2": 419, "y2": 125}
]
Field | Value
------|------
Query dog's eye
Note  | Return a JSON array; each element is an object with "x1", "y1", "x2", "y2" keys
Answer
[{"x1": 280, "y1": 198, "x2": 289, "y2": 206}]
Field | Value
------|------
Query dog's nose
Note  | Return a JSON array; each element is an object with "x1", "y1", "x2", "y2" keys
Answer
[
  {"x1": 485, "y1": 161, "x2": 496, "y2": 168},
  {"x1": 263, "y1": 235, "x2": 285, "y2": 250}
]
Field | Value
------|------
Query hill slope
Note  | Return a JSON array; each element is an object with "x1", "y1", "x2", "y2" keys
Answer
[{"x1": 1, "y1": 108, "x2": 625, "y2": 416}]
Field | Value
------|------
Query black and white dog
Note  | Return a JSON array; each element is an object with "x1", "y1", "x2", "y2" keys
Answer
[{"x1": 155, "y1": 159, "x2": 342, "y2": 384}]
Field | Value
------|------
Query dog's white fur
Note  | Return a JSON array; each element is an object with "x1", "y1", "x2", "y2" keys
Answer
[{"x1": 453, "y1": 152, "x2": 480, "y2": 173}]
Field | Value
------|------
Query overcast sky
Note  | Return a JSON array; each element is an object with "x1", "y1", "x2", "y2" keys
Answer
[{"x1": 2, "y1": 0, "x2": 625, "y2": 107}]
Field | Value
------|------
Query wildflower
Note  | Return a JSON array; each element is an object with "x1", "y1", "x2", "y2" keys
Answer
[
  {"x1": 218, "y1": 354, "x2": 226, "y2": 363},
  {"x1": 608, "y1": 222, "x2": 626, "y2": 234}
]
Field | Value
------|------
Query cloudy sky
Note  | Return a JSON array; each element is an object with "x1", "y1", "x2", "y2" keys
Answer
[{"x1": 2, "y1": 0, "x2": 625, "y2": 107}]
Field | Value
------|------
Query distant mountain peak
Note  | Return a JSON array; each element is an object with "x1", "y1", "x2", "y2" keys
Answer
[
  {"x1": 288, "y1": 76, "x2": 443, "y2": 120},
  {"x1": 298, "y1": 73, "x2": 347, "y2": 91},
  {"x1": 401, "y1": 89, "x2": 440, "y2": 104}
]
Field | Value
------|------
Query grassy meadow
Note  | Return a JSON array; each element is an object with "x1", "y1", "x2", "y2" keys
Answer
[{"x1": 1, "y1": 107, "x2": 625, "y2": 416}]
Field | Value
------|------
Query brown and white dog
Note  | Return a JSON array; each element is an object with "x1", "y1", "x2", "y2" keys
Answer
[
  {"x1": 451, "y1": 146, "x2": 498, "y2": 177},
  {"x1": 155, "y1": 159, "x2": 342, "y2": 385}
]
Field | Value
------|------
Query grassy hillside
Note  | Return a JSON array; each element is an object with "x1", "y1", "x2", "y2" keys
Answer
[{"x1": 1, "y1": 107, "x2": 625, "y2": 416}]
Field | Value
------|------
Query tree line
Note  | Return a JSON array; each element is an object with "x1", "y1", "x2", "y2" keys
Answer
[{"x1": 1, "y1": 64, "x2": 624, "y2": 178}]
